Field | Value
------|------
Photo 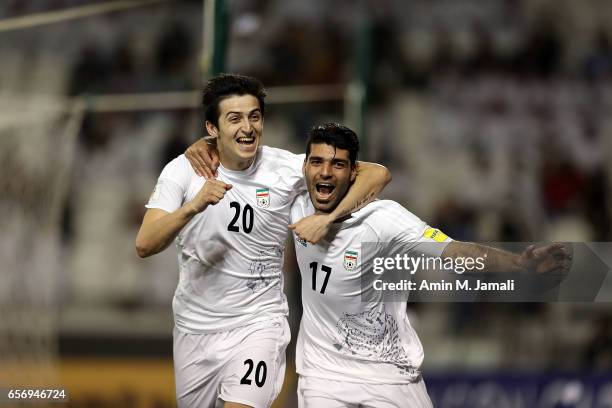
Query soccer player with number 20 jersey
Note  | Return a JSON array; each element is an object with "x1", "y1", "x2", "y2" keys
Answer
[{"x1": 135, "y1": 75, "x2": 390, "y2": 408}]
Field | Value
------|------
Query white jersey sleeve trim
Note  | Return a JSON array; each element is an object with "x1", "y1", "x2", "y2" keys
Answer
[
  {"x1": 363, "y1": 200, "x2": 452, "y2": 258},
  {"x1": 145, "y1": 155, "x2": 193, "y2": 213},
  {"x1": 145, "y1": 178, "x2": 185, "y2": 213}
]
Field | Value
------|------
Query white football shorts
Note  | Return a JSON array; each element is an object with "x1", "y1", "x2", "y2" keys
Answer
[
  {"x1": 174, "y1": 317, "x2": 290, "y2": 408},
  {"x1": 298, "y1": 375, "x2": 433, "y2": 408}
]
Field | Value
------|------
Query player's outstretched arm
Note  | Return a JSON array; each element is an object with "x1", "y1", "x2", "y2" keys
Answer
[
  {"x1": 441, "y1": 241, "x2": 572, "y2": 275},
  {"x1": 135, "y1": 180, "x2": 232, "y2": 258},
  {"x1": 185, "y1": 137, "x2": 219, "y2": 179},
  {"x1": 291, "y1": 162, "x2": 391, "y2": 244}
]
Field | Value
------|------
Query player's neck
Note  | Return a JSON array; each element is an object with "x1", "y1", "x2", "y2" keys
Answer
[{"x1": 219, "y1": 156, "x2": 255, "y2": 171}]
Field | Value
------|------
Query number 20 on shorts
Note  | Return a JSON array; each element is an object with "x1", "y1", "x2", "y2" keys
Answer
[{"x1": 240, "y1": 359, "x2": 267, "y2": 387}]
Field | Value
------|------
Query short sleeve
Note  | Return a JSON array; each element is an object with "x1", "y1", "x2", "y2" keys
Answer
[
  {"x1": 378, "y1": 201, "x2": 452, "y2": 259},
  {"x1": 145, "y1": 155, "x2": 190, "y2": 213}
]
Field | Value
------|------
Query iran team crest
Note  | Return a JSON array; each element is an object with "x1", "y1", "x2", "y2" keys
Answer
[
  {"x1": 344, "y1": 249, "x2": 358, "y2": 271},
  {"x1": 256, "y1": 188, "x2": 270, "y2": 208}
]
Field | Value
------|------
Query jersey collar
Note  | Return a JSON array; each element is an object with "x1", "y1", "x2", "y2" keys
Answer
[{"x1": 218, "y1": 147, "x2": 261, "y2": 178}]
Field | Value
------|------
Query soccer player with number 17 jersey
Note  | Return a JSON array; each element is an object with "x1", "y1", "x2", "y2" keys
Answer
[{"x1": 291, "y1": 123, "x2": 572, "y2": 407}]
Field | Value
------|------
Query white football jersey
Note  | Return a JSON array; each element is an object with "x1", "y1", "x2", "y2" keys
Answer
[
  {"x1": 147, "y1": 146, "x2": 305, "y2": 333},
  {"x1": 291, "y1": 194, "x2": 452, "y2": 384}
]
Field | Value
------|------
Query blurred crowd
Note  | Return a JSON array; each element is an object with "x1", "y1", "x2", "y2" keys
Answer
[{"x1": 1, "y1": 0, "x2": 611, "y2": 374}]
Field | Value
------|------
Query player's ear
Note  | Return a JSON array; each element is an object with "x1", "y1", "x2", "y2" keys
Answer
[
  {"x1": 205, "y1": 121, "x2": 218, "y2": 138},
  {"x1": 350, "y1": 164, "x2": 357, "y2": 183},
  {"x1": 302, "y1": 159, "x2": 307, "y2": 176}
]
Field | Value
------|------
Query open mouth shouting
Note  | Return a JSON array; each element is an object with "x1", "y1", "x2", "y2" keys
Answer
[{"x1": 315, "y1": 181, "x2": 336, "y2": 202}]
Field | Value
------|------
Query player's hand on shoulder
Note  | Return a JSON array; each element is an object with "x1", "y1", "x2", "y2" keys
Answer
[
  {"x1": 290, "y1": 213, "x2": 333, "y2": 244},
  {"x1": 185, "y1": 137, "x2": 220, "y2": 179},
  {"x1": 190, "y1": 179, "x2": 232, "y2": 213},
  {"x1": 518, "y1": 243, "x2": 573, "y2": 275}
]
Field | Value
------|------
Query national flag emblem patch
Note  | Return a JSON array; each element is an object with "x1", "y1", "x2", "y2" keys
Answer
[
  {"x1": 344, "y1": 249, "x2": 358, "y2": 271},
  {"x1": 256, "y1": 188, "x2": 270, "y2": 208}
]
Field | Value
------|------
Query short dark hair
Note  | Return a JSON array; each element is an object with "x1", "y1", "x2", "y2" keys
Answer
[
  {"x1": 202, "y1": 73, "x2": 266, "y2": 128},
  {"x1": 306, "y1": 123, "x2": 359, "y2": 164}
]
